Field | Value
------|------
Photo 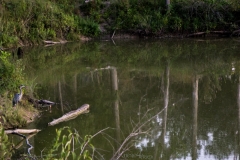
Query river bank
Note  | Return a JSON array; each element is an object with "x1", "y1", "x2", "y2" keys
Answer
[
  {"x1": 0, "y1": 95, "x2": 39, "y2": 129},
  {"x1": 0, "y1": 0, "x2": 239, "y2": 48},
  {"x1": 0, "y1": 47, "x2": 42, "y2": 129}
]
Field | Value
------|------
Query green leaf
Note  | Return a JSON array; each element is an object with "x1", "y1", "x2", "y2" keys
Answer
[
  {"x1": 84, "y1": 135, "x2": 88, "y2": 141},
  {"x1": 89, "y1": 144, "x2": 95, "y2": 150},
  {"x1": 65, "y1": 151, "x2": 71, "y2": 159},
  {"x1": 72, "y1": 152, "x2": 77, "y2": 160},
  {"x1": 61, "y1": 151, "x2": 66, "y2": 158},
  {"x1": 62, "y1": 135, "x2": 67, "y2": 144},
  {"x1": 83, "y1": 150, "x2": 89, "y2": 159},
  {"x1": 65, "y1": 140, "x2": 71, "y2": 149}
]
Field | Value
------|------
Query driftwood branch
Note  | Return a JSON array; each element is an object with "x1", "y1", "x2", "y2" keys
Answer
[
  {"x1": 187, "y1": 32, "x2": 206, "y2": 37},
  {"x1": 5, "y1": 129, "x2": 41, "y2": 134},
  {"x1": 80, "y1": 127, "x2": 109, "y2": 155},
  {"x1": 232, "y1": 29, "x2": 240, "y2": 36},
  {"x1": 48, "y1": 104, "x2": 90, "y2": 126},
  {"x1": 210, "y1": 31, "x2": 232, "y2": 36},
  {"x1": 43, "y1": 40, "x2": 68, "y2": 47},
  {"x1": 111, "y1": 30, "x2": 116, "y2": 39},
  {"x1": 43, "y1": 40, "x2": 67, "y2": 44},
  {"x1": 187, "y1": 30, "x2": 240, "y2": 37},
  {"x1": 111, "y1": 104, "x2": 169, "y2": 160},
  {"x1": 92, "y1": 66, "x2": 114, "y2": 72}
]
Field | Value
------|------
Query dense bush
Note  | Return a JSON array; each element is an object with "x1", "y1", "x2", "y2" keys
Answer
[
  {"x1": 0, "y1": 0, "x2": 100, "y2": 47},
  {"x1": 0, "y1": 51, "x2": 24, "y2": 95},
  {"x1": 46, "y1": 127, "x2": 94, "y2": 160},
  {"x1": 101, "y1": 0, "x2": 239, "y2": 34}
]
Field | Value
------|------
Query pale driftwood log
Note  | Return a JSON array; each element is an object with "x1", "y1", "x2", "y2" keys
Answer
[
  {"x1": 187, "y1": 32, "x2": 206, "y2": 37},
  {"x1": 5, "y1": 129, "x2": 41, "y2": 134},
  {"x1": 48, "y1": 104, "x2": 90, "y2": 126},
  {"x1": 210, "y1": 31, "x2": 232, "y2": 36},
  {"x1": 43, "y1": 40, "x2": 67, "y2": 44},
  {"x1": 43, "y1": 40, "x2": 61, "y2": 44}
]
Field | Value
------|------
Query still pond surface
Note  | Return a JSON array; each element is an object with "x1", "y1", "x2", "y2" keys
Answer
[{"x1": 12, "y1": 38, "x2": 240, "y2": 160}]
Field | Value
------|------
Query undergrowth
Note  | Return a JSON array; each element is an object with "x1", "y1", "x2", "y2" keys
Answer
[{"x1": 0, "y1": 0, "x2": 240, "y2": 47}]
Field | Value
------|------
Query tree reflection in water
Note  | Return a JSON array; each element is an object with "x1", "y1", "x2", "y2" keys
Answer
[{"x1": 20, "y1": 39, "x2": 240, "y2": 160}]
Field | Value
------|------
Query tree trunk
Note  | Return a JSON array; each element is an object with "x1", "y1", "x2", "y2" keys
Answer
[
  {"x1": 192, "y1": 75, "x2": 199, "y2": 160},
  {"x1": 166, "y1": 0, "x2": 170, "y2": 10}
]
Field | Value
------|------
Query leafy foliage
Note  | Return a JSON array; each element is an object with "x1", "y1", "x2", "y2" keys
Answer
[
  {"x1": 0, "y1": 123, "x2": 12, "y2": 159},
  {"x1": 0, "y1": 50, "x2": 35, "y2": 128},
  {"x1": 47, "y1": 127, "x2": 94, "y2": 160},
  {"x1": 0, "y1": 51, "x2": 24, "y2": 95},
  {"x1": 0, "y1": 0, "x2": 100, "y2": 47},
  {"x1": 93, "y1": 0, "x2": 239, "y2": 35},
  {"x1": 0, "y1": 0, "x2": 239, "y2": 46},
  {"x1": 76, "y1": 17, "x2": 100, "y2": 37}
]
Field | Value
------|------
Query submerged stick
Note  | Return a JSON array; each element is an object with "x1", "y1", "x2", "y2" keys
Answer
[
  {"x1": 111, "y1": 30, "x2": 116, "y2": 39},
  {"x1": 11, "y1": 132, "x2": 34, "y2": 158},
  {"x1": 48, "y1": 104, "x2": 90, "y2": 126},
  {"x1": 14, "y1": 133, "x2": 37, "y2": 150}
]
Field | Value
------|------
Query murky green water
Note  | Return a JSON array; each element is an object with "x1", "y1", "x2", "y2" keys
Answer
[{"x1": 12, "y1": 38, "x2": 240, "y2": 159}]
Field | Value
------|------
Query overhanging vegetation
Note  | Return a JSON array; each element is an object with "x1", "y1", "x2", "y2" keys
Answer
[{"x1": 0, "y1": 0, "x2": 240, "y2": 47}]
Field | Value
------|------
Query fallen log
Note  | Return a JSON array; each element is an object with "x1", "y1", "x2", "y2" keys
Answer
[
  {"x1": 187, "y1": 32, "x2": 206, "y2": 37},
  {"x1": 210, "y1": 31, "x2": 232, "y2": 36},
  {"x1": 5, "y1": 129, "x2": 41, "y2": 134},
  {"x1": 37, "y1": 99, "x2": 56, "y2": 110},
  {"x1": 232, "y1": 29, "x2": 240, "y2": 36},
  {"x1": 43, "y1": 40, "x2": 61, "y2": 44},
  {"x1": 48, "y1": 104, "x2": 90, "y2": 126},
  {"x1": 38, "y1": 99, "x2": 55, "y2": 105},
  {"x1": 43, "y1": 40, "x2": 67, "y2": 44}
]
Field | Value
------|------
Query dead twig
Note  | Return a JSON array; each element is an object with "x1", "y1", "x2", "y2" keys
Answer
[{"x1": 111, "y1": 105, "x2": 168, "y2": 160}]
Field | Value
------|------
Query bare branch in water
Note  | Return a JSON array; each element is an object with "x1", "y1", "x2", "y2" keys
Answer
[
  {"x1": 11, "y1": 132, "x2": 35, "y2": 159},
  {"x1": 80, "y1": 127, "x2": 110, "y2": 155},
  {"x1": 111, "y1": 104, "x2": 168, "y2": 160}
]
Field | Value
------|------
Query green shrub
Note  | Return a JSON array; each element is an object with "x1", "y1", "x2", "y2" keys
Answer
[
  {"x1": 0, "y1": 0, "x2": 81, "y2": 46},
  {"x1": 0, "y1": 33, "x2": 18, "y2": 48},
  {"x1": 0, "y1": 0, "x2": 239, "y2": 46},
  {"x1": 0, "y1": 123, "x2": 12, "y2": 159},
  {"x1": 47, "y1": 127, "x2": 94, "y2": 160},
  {"x1": 0, "y1": 51, "x2": 24, "y2": 95},
  {"x1": 77, "y1": 17, "x2": 100, "y2": 37}
]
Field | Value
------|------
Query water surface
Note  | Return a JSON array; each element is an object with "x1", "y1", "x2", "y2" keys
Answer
[{"x1": 12, "y1": 38, "x2": 240, "y2": 160}]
